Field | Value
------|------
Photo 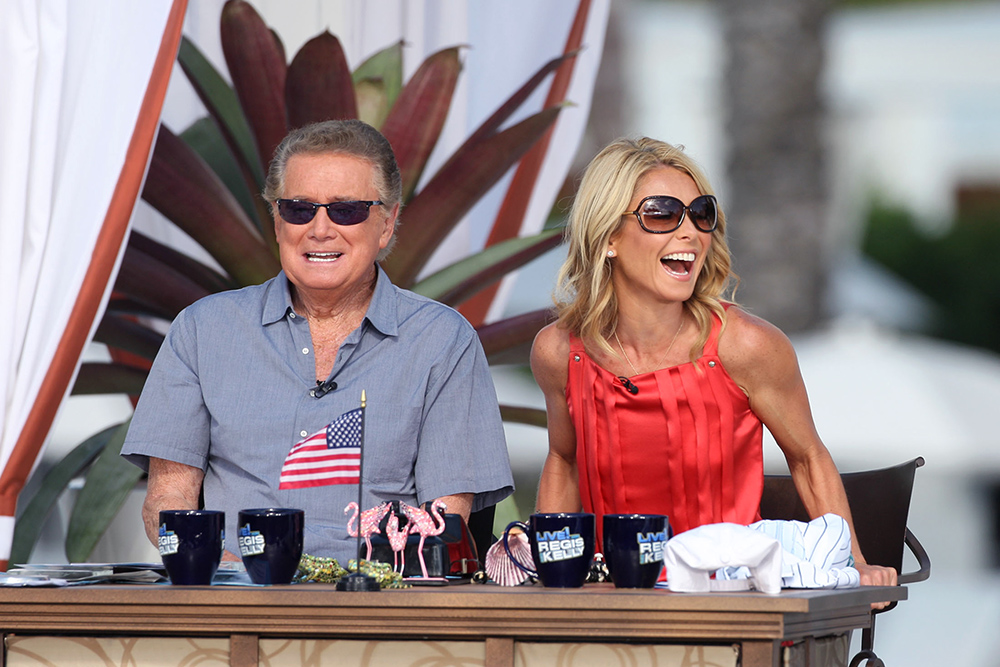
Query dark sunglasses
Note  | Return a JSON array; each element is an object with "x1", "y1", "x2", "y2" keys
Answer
[
  {"x1": 276, "y1": 199, "x2": 383, "y2": 226},
  {"x1": 623, "y1": 194, "x2": 718, "y2": 234}
]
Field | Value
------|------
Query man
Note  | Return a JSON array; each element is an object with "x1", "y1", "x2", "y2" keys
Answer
[{"x1": 122, "y1": 119, "x2": 513, "y2": 563}]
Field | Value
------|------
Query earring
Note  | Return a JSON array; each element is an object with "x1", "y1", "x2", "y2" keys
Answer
[{"x1": 607, "y1": 250, "x2": 615, "y2": 258}]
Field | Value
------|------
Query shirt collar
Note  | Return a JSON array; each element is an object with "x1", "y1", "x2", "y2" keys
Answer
[{"x1": 261, "y1": 266, "x2": 399, "y2": 337}]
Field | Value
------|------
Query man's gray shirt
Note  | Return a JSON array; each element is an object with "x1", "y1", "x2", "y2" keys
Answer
[{"x1": 122, "y1": 266, "x2": 513, "y2": 562}]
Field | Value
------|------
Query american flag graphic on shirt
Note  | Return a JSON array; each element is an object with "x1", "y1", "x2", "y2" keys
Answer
[{"x1": 278, "y1": 408, "x2": 362, "y2": 489}]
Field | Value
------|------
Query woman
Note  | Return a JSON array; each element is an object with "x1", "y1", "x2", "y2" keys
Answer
[
  {"x1": 531, "y1": 137, "x2": 895, "y2": 589},
  {"x1": 122, "y1": 120, "x2": 513, "y2": 563}
]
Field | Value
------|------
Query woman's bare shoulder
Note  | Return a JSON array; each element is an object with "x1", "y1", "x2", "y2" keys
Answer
[
  {"x1": 531, "y1": 322, "x2": 572, "y2": 389},
  {"x1": 719, "y1": 306, "x2": 797, "y2": 375}
]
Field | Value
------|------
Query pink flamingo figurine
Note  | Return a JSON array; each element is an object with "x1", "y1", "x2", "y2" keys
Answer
[
  {"x1": 402, "y1": 500, "x2": 447, "y2": 579},
  {"x1": 345, "y1": 501, "x2": 390, "y2": 560},
  {"x1": 385, "y1": 511, "x2": 409, "y2": 574}
]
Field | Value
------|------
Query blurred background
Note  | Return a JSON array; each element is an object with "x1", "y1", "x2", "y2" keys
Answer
[
  {"x1": 18, "y1": 0, "x2": 1000, "y2": 664},
  {"x1": 503, "y1": 1, "x2": 1000, "y2": 664}
]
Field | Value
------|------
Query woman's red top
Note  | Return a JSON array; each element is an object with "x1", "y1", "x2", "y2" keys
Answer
[{"x1": 567, "y1": 312, "x2": 764, "y2": 546}]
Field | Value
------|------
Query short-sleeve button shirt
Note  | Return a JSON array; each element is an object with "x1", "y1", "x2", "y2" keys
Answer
[{"x1": 121, "y1": 266, "x2": 513, "y2": 562}]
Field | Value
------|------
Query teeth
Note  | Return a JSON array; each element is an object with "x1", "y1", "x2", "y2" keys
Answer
[
  {"x1": 662, "y1": 252, "x2": 695, "y2": 262},
  {"x1": 306, "y1": 252, "x2": 342, "y2": 262}
]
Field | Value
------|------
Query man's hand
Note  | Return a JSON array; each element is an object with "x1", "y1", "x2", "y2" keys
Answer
[{"x1": 855, "y1": 562, "x2": 898, "y2": 610}]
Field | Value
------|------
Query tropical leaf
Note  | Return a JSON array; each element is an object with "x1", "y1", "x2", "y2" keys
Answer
[
  {"x1": 286, "y1": 31, "x2": 357, "y2": 128},
  {"x1": 412, "y1": 228, "x2": 563, "y2": 307},
  {"x1": 114, "y1": 243, "x2": 215, "y2": 320},
  {"x1": 220, "y1": 0, "x2": 288, "y2": 171},
  {"x1": 73, "y1": 363, "x2": 149, "y2": 397},
  {"x1": 380, "y1": 47, "x2": 461, "y2": 201},
  {"x1": 383, "y1": 107, "x2": 562, "y2": 287},
  {"x1": 65, "y1": 421, "x2": 143, "y2": 562},
  {"x1": 355, "y1": 78, "x2": 389, "y2": 130},
  {"x1": 177, "y1": 35, "x2": 264, "y2": 195},
  {"x1": 180, "y1": 117, "x2": 262, "y2": 234},
  {"x1": 92, "y1": 315, "x2": 165, "y2": 363},
  {"x1": 127, "y1": 231, "x2": 234, "y2": 296},
  {"x1": 142, "y1": 125, "x2": 280, "y2": 286},
  {"x1": 104, "y1": 297, "x2": 170, "y2": 322},
  {"x1": 9, "y1": 425, "x2": 122, "y2": 564},
  {"x1": 352, "y1": 41, "x2": 404, "y2": 128},
  {"x1": 499, "y1": 405, "x2": 547, "y2": 428},
  {"x1": 476, "y1": 308, "x2": 556, "y2": 366},
  {"x1": 460, "y1": 52, "x2": 577, "y2": 156}
]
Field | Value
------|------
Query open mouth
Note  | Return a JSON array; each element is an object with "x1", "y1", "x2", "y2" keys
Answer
[
  {"x1": 661, "y1": 251, "x2": 695, "y2": 277},
  {"x1": 305, "y1": 251, "x2": 342, "y2": 263}
]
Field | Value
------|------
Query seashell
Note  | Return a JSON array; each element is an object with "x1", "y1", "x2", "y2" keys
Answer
[{"x1": 484, "y1": 532, "x2": 535, "y2": 586}]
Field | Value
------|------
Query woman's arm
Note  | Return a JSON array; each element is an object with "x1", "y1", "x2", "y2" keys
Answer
[
  {"x1": 531, "y1": 323, "x2": 583, "y2": 513},
  {"x1": 720, "y1": 308, "x2": 897, "y2": 593}
]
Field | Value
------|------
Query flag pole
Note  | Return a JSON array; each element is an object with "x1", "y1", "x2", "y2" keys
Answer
[{"x1": 337, "y1": 389, "x2": 380, "y2": 591}]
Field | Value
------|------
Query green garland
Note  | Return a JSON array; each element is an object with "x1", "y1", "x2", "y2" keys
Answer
[{"x1": 294, "y1": 554, "x2": 410, "y2": 588}]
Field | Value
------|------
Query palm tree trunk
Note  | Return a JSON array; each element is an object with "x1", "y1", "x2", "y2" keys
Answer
[{"x1": 719, "y1": 0, "x2": 831, "y2": 332}]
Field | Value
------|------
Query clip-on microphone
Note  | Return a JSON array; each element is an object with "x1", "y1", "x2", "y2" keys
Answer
[
  {"x1": 313, "y1": 379, "x2": 338, "y2": 398},
  {"x1": 617, "y1": 376, "x2": 639, "y2": 395}
]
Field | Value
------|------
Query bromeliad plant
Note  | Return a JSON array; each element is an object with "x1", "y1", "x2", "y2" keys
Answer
[{"x1": 13, "y1": 0, "x2": 574, "y2": 563}]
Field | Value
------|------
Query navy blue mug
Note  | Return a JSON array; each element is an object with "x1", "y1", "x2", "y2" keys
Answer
[
  {"x1": 503, "y1": 513, "x2": 595, "y2": 588},
  {"x1": 602, "y1": 514, "x2": 670, "y2": 588},
  {"x1": 159, "y1": 510, "x2": 224, "y2": 585},
  {"x1": 238, "y1": 508, "x2": 305, "y2": 585}
]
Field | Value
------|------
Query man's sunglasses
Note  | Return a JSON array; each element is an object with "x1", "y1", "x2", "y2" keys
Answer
[
  {"x1": 623, "y1": 194, "x2": 718, "y2": 234},
  {"x1": 276, "y1": 199, "x2": 383, "y2": 226}
]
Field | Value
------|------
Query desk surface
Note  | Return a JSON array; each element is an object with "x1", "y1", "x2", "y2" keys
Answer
[{"x1": 0, "y1": 582, "x2": 905, "y2": 643}]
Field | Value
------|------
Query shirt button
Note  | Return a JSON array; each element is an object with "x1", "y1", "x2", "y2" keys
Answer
[
  {"x1": 289, "y1": 313, "x2": 296, "y2": 319},
  {"x1": 708, "y1": 361, "x2": 716, "y2": 368},
  {"x1": 573, "y1": 355, "x2": 581, "y2": 362},
  {"x1": 300, "y1": 430, "x2": 308, "y2": 438},
  {"x1": 302, "y1": 348, "x2": 309, "y2": 355}
]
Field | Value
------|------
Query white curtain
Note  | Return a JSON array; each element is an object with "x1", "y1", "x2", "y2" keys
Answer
[{"x1": 0, "y1": 0, "x2": 184, "y2": 565}]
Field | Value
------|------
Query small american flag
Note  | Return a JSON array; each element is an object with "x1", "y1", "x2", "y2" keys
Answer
[{"x1": 278, "y1": 408, "x2": 362, "y2": 489}]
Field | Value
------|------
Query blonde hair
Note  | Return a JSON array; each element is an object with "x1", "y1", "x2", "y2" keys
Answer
[{"x1": 555, "y1": 137, "x2": 737, "y2": 359}]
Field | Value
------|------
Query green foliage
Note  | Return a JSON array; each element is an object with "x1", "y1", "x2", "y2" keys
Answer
[
  {"x1": 861, "y1": 199, "x2": 1000, "y2": 353},
  {"x1": 9, "y1": 424, "x2": 125, "y2": 565},
  {"x1": 64, "y1": 422, "x2": 144, "y2": 562}
]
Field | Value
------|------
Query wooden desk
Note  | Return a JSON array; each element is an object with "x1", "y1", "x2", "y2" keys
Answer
[{"x1": 0, "y1": 583, "x2": 905, "y2": 667}]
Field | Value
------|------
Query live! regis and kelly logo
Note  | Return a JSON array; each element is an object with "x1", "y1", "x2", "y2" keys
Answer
[
  {"x1": 637, "y1": 529, "x2": 668, "y2": 564},
  {"x1": 238, "y1": 524, "x2": 266, "y2": 557},
  {"x1": 538, "y1": 526, "x2": 668, "y2": 564},
  {"x1": 157, "y1": 524, "x2": 227, "y2": 556}
]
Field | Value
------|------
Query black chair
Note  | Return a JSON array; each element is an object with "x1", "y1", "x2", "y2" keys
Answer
[
  {"x1": 467, "y1": 504, "x2": 496, "y2": 563},
  {"x1": 759, "y1": 457, "x2": 931, "y2": 667}
]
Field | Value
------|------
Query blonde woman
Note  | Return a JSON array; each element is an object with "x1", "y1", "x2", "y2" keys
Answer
[{"x1": 531, "y1": 137, "x2": 895, "y2": 590}]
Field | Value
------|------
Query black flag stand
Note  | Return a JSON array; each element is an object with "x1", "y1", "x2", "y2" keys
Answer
[{"x1": 337, "y1": 389, "x2": 380, "y2": 592}]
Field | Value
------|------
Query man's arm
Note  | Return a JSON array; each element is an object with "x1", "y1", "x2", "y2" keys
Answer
[
  {"x1": 435, "y1": 493, "x2": 473, "y2": 521},
  {"x1": 142, "y1": 457, "x2": 203, "y2": 547}
]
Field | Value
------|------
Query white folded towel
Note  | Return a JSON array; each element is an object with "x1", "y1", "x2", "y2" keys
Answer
[{"x1": 663, "y1": 522, "x2": 783, "y2": 594}]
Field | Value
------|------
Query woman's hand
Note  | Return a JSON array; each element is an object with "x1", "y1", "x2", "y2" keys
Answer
[{"x1": 855, "y1": 561, "x2": 898, "y2": 610}]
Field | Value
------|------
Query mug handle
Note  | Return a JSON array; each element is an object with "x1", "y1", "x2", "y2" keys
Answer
[{"x1": 502, "y1": 521, "x2": 537, "y2": 576}]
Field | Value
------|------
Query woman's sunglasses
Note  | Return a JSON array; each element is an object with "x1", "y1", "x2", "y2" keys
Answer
[
  {"x1": 276, "y1": 199, "x2": 383, "y2": 226},
  {"x1": 623, "y1": 194, "x2": 718, "y2": 234}
]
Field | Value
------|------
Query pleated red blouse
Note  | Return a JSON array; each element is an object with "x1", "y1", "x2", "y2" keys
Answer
[{"x1": 567, "y1": 313, "x2": 764, "y2": 546}]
